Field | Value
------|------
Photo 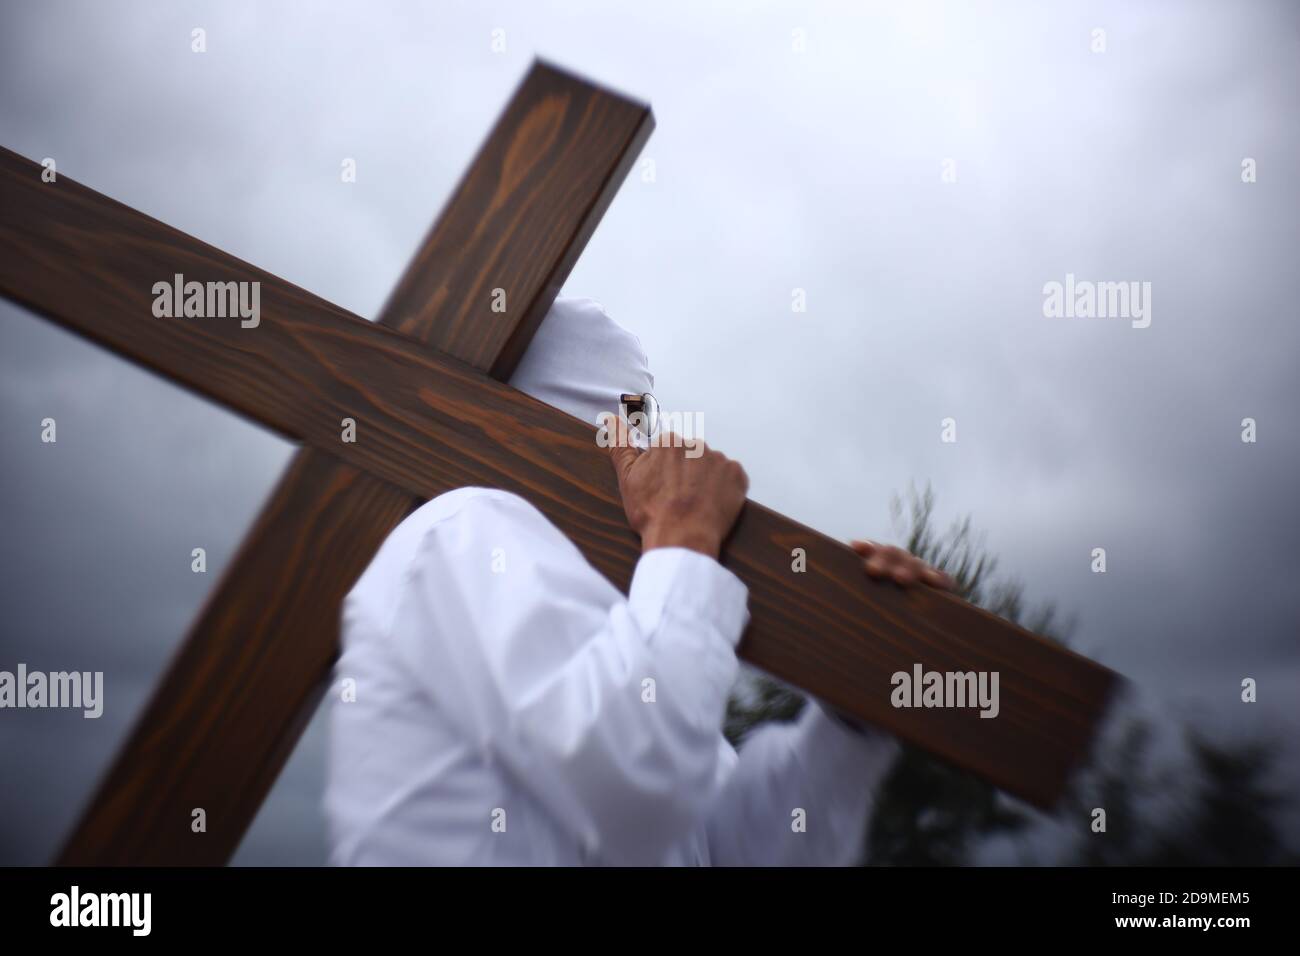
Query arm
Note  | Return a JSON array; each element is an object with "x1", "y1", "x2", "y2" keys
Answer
[
  {"x1": 386, "y1": 491, "x2": 750, "y2": 865},
  {"x1": 704, "y1": 701, "x2": 899, "y2": 866},
  {"x1": 388, "y1": 420, "x2": 749, "y2": 863},
  {"x1": 703, "y1": 540, "x2": 953, "y2": 866}
]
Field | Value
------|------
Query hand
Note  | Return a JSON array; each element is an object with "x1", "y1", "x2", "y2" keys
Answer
[
  {"x1": 605, "y1": 414, "x2": 748, "y2": 558},
  {"x1": 849, "y1": 539, "x2": 954, "y2": 590},
  {"x1": 826, "y1": 542, "x2": 953, "y2": 736}
]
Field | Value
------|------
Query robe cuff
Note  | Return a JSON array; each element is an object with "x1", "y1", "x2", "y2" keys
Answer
[{"x1": 627, "y1": 547, "x2": 750, "y2": 647}]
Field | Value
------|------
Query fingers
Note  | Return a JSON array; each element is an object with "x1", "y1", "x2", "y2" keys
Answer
[
  {"x1": 854, "y1": 540, "x2": 902, "y2": 579},
  {"x1": 849, "y1": 539, "x2": 953, "y2": 591},
  {"x1": 868, "y1": 547, "x2": 908, "y2": 582},
  {"x1": 920, "y1": 564, "x2": 955, "y2": 590}
]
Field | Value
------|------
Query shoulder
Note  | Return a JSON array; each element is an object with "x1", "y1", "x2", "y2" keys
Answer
[
  {"x1": 345, "y1": 488, "x2": 557, "y2": 629},
  {"x1": 401, "y1": 487, "x2": 550, "y2": 543},
  {"x1": 396, "y1": 487, "x2": 593, "y2": 576}
]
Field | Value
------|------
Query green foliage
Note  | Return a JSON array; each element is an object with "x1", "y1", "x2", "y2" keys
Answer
[{"x1": 889, "y1": 482, "x2": 1074, "y2": 643}]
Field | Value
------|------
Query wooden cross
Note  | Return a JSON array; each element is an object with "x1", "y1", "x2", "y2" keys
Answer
[{"x1": 0, "y1": 61, "x2": 1119, "y2": 866}]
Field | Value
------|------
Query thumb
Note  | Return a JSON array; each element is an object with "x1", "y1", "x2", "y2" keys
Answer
[{"x1": 605, "y1": 412, "x2": 642, "y2": 484}]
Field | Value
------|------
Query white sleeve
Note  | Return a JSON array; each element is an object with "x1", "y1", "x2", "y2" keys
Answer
[
  {"x1": 385, "y1": 492, "x2": 750, "y2": 865},
  {"x1": 704, "y1": 700, "x2": 899, "y2": 866}
]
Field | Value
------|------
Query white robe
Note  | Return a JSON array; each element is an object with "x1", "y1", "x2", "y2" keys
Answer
[{"x1": 325, "y1": 487, "x2": 899, "y2": 865}]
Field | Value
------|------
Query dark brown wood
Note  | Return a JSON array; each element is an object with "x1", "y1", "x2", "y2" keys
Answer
[
  {"x1": 2, "y1": 114, "x2": 1120, "y2": 838},
  {"x1": 28, "y1": 61, "x2": 655, "y2": 865},
  {"x1": 48, "y1": 454, "x2": 411, "y2": 865},
  {"x1": 378, "y1": 60, "x2": 655, "y2": 379},
  {"x1": 0, "y1": 59, "x2": 1118, "y2": 863}
]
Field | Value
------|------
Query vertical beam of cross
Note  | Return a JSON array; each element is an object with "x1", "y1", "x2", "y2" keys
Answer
[{"x1": 53, "y1": 62, "x2": 652, "y2": 865}]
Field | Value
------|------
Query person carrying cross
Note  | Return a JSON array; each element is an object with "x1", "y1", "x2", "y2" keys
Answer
[{"x1": 325, "y1": 297, "x2": 951, "y2": 866}]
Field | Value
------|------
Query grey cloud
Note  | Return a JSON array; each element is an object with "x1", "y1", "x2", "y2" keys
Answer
[{"x1": 2, "y1": 0, "x2": 1297, "y2": 863}]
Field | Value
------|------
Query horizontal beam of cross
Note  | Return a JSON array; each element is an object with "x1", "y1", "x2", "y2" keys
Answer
[{"x1": 1, "y1": 137, "x2": 1120, "y2": 827}]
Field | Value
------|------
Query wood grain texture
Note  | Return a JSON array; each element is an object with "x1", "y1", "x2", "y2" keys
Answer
[
  {"x1": 54, "y1": 454, "x2": 410, "y2": 865},
  {"x1": 3, "y1": 133, "x2": 1120, "y2": 819},
  {"x1": 23, "y1": 61, "x2": 653, "y2": 865},
  {"x1": 379, "y1": 60, "x2": 654, "y2": 377},
  {"x1": 0, "y1": 63, "x2": 1120, "y2": 863}
]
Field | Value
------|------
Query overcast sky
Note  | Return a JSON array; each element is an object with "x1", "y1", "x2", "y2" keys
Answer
[{"x1": 1, "y1": 0, "x2": 1297, "y2": 864}]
